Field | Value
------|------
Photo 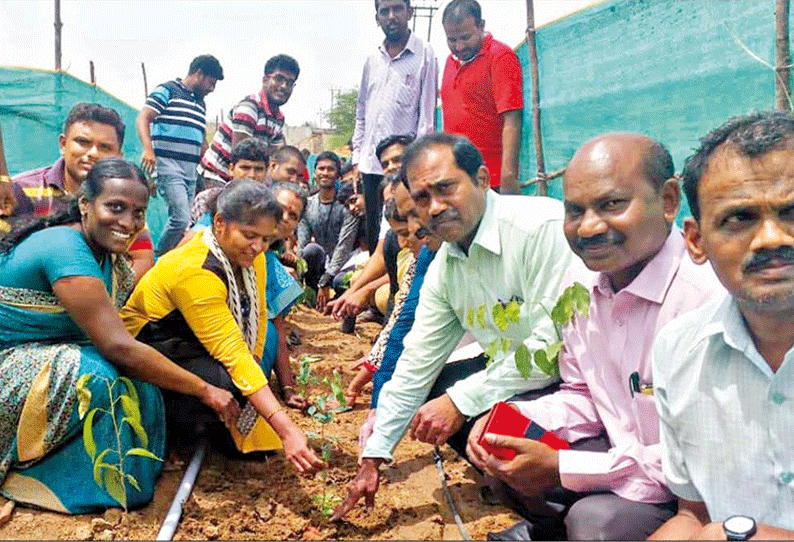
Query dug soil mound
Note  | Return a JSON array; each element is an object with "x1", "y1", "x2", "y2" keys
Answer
[{"x1": 0, "y1": 305, "x2": 521, "y2": 540}]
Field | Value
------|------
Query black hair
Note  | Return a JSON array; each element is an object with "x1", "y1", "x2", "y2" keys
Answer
[
  {"x1": 64, "y1": 102, "x2": 125, "y2": 147},
  {"x1": 400, "y1": 132, "x2": 482, "y2": 189},
  {"x1": 682, "y1": 110, "x2": 794, "y2": 222},
  {"x1": 270, "y1": 145, "x2": 306, "y2": 167},
  {"x1": 264, "y1": 54, "x2": 300, "y2": 79},
  {"x1": 188, "y1": 54, "x2": 224, "y2": 80},
  {"x1": 315, "y1": 151, "x2": 342, "y2": 176},
  {"x1": 0, "y1": 158, "x2": 147, "y2": 254},
  {"x1": 230, "y1": 137, "x2": 269, "y2": 165},
  {"x1": 215, "y1": 179, "x2": 282, "y2": 226},
  {"x1": 375, "y1": 0, "x2": 410, "y2": 11},
  {"x1": 375, "y1": 133, "x2": 415, "y2": 161},
  {"x1": 442, "y1": 0, "x2": 482, "y2": 25},
  {"x1": 336, "y1": 179, "x2": 364, "y2": 205},
  {"x1": 340, "y1": 161, "x2": 356, "y2": 177},
  {"x1": 271, "y1": 181, "x2": 308, "y2": 220},
  {"x1": 383, "y1": 198, "x2": 405, "y2": 222}
]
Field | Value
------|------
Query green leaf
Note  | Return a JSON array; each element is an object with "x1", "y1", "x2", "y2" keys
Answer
[
  {"x1": 92, "y1": 449, "x2": 113, "y2": 486},
  {"x1": 308, "y1": 405, "x2": 317, "y2": 416},
  {"x1": 119, "y1": 394, "x2": 141, "y2": 427},
  {"x1": 476, "y1": 305, "x2": 486, "y2": 329},
  {"x1": 123, "y1": 416, "x2": 148, "y2": 449},
  {"x1": 125, "y1": 474, "x2": 141, "y2": 492},
  {"x1": 76, "y1": 377, "x2": 93, "y2": 421},
  {"x1": 505, "y1": 300, "x2": 521, "y2": 324},
  {"x1": 82, "y1": 408, "x2": 100, "y2": 461},
  {"x1": 484, "y1": 341, "x2": 499, "y2": 364},
  {"x1": 534, "y1": 349, "x2": 555, "y2": 376},
  {"x1": 546, "y1": 341, "x2": 563, "y2": 363},
  {"x1": 571, "y1": 282, "x2": 590, "y2": 318},
  {"x1": 492, "y1": 303, "x2": 508, "y2": 332},
  {"x1": 466, "y1": 308, "x2": 475, "y2": 328},
  {"x1": 116, "y1": 376, "x2": 139, "y2": 405},
  {"x1": 103, "y1": 468, "x2": 127, "y2": 510},
  {"x1": 514, "y1": 344, "x2": 532, "y2": 379},
  {"x1": 501, "y1": 337, "x2": 512, "y2": 353},
  {"x1": 125, "y1": 447, "x2": 162, "y2": 462}
]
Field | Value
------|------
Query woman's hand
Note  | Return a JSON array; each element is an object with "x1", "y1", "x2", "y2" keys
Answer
[
  {"x1": 199, "y1": 384, "x2": 241, "y2": 430},
  {"x1": 281, "y1": 426, "x2": 325, "y2": 474},
  {"x1": 284, "y1": 390, "x2": 309, "y2": 410}
]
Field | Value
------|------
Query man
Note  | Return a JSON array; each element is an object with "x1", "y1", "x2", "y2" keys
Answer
[
  {"x1": 8, "y1": 103, "x2": 154, "y2": 281},
  {"x1": 650, "y1": 111, "x2": 794, "y2": 540},
  {"x1": 353, "y1": 0, "x2": 438, "y2": 254},
  {"x1": 297, "y1": 151, "x2": 358, "y2": 312},
  {"x1": 328, "y1": 134, "x2": 414, "y2": 321},
  {"x1": 441, "y1": 0, "x2": 523, "y2": 194},
  {"x1": 467, "y1": 133, "x2": 723, "y2": 541},
  {"x1": 266, "y1": 145, "x2": 305, "y2": 186},
  {"x1": 228, "y1": 136, "x2": 269, "y2": 183},
  {"x1": 331, "y1": 133, "x2": 574, "y2": 521},
  {"x1": 138, "y1": 55, "x2": 223, "y2": 255},
  {"x1": 197, "y1": 54, "x2": 299, "y2": 187}
]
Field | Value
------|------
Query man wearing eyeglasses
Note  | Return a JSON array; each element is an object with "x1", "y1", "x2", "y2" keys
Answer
[{"x1": 197, "y1": 54, "x2": 300, "y2": 190}]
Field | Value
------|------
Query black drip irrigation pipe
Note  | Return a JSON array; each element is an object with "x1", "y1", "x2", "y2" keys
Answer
[
  {"x1": 433, "y1": 446, "x2": 472, "y2": 540},
  {"x1": 156, "y1": 436, "x2": 209, "y2": 541}
]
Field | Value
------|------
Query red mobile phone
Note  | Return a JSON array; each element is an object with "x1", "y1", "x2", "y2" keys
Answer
[{"x1": 478, "y1": 402, "x2": 569, "y2": 460}]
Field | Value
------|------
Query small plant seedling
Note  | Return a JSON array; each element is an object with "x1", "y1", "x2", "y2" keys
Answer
[{"x1": 77, "y1": 375, "x2": 162, "y2": 511}]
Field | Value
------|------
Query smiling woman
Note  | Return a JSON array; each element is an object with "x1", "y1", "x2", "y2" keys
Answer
[{"x1": 0, "y1": 158, "x2": 239, "y2": 513}]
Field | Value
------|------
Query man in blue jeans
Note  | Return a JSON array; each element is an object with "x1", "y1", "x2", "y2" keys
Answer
[{"x1": 137, "y1": 54, "x2": 224, "y2": 255}]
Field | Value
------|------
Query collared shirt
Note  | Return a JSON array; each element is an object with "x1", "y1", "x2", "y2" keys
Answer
[
  {"x1": 144, "y1": 78, "x2": 207, "y2": 180},
  {"x1": 198, "y1": 90, "x2": 285, "y2": 184},
  {"x1": 515, "y1": 229, "x2": 724, "y2": 503},
  {"x1": 441, "y1": 33, "x2": 523, "y2": 186},
  {"x1": 653, "y1": 292, "x2": 794, "y2": 528},
  {"x1": 352, "y1": 31, "x2": 438, "y2": 175},
  {"x1": 363, "y1": 191, "x2": 575, "y2": 460}
]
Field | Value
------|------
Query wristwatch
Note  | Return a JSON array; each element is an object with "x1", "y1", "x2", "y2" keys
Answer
[{"x1": 723, "y1": 515, "x2": 756, "y2": 540}]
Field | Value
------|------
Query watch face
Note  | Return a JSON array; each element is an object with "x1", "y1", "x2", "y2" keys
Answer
[{"x1": 724, "y1": 515, "x2": 756, "y2": 539}]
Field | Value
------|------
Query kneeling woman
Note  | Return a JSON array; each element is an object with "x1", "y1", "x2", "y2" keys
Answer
[
  {"x1": 121, "y1": 180, "x2": 322, "y2": 472},
  {"x1": 0, "y1": 159, "x2": 238, "y2": 513}
]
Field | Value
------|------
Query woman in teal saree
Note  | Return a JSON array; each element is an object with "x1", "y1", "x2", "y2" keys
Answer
[{"x1": 0, "y1": 159, "x2": 238, "y2": 513}]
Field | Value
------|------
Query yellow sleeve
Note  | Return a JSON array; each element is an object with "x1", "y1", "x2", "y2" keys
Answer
[
  {"x1": 171, "y1": 266, "x2": 268, "y2": 396},
  {"x1": 254, "y1": 254, "x2": 268, "y2": 360}
]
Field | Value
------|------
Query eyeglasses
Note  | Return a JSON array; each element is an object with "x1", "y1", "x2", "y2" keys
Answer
[{"x1": 269, "y1": 74, "x2": 297, "y2": 88}]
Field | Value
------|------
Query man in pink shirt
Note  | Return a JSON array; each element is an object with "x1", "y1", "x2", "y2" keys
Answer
[{"x1": 467, "y1": 133, "x2": 724, "y2": 540}]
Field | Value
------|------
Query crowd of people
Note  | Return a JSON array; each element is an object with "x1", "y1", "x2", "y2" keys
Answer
[{"x1": 0, "y1": 0, "x2": 792, "y2": 540}]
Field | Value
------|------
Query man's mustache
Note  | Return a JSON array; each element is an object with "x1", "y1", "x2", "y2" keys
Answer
[
  {"x1": 744, "y1": 246, "x2": 794, "y2": 273},
  {"x1": 428, "y1": 209, "x2": 460, "y2": 230},
  {"x1": 575, "y1": 231, "x2": 625, "y2": 250},
  {"x1": 415, "y1": 226, "x2": 430, "y2": 239}
]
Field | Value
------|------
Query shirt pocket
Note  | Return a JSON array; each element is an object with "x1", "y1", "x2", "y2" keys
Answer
[{"x1": 632, "y1": 392, "x2": 660, "y2": 444}]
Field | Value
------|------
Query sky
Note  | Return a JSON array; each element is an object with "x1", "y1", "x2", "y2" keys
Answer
[{"x1": 0, "y1": 0, "x2": 597, "y2": 128}]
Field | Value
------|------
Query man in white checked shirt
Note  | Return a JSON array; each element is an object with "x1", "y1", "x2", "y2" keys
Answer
[{"x1": 352, "y1": 0, "x2": 438, "y2": 255}]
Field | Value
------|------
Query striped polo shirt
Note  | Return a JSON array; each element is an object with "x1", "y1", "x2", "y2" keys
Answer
[
  {"x1": 144, "y1": 78, "x2": 207, "y2": 180},
  {"x1": 197, "y1": 90, "x2": 285, "y2": 184}
]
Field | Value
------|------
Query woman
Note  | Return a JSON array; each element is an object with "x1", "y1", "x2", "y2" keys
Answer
[
  {"x1": 0, "y1": 158, "x2": 238, "y2": 513},
  {"x1": 121, "y1": 180, "x2": 323, "y2": 471}
]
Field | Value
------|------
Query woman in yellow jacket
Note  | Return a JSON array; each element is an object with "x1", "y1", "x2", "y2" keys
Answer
[{"x1": 121, "y1": 179, "x2": 322, "y2": 473}]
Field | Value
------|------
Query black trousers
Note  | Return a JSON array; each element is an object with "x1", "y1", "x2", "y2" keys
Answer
[{"x1": 362, "y1": 173, "x2": 384, "y2": 254}]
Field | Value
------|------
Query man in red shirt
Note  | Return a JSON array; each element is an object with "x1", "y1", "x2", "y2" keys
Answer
[{"x1": 441, "y1": 0, "x2": 523, "y2": 194}]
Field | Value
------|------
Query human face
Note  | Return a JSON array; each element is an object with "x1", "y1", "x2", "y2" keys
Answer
[
  {"x1": 79, "y1": 176, "x2": 148, "y2": 257},
  {"x1": 230, "y1": 159, "x2": 268, "y2": 182},
  {"x1": 376, "y1": 0, "x2": 412, "y2": 43},
  {"x1": 347, "y1": 193, "x2": 365, "y2": 217},
  {"x1": 393, "y1": 179, "x2": 441, "y2": 252},
  {"x1": 314, "y1": 159, "x2": 339, "y2": 190},
  {"x1": 194, "y1": 72, "x2": 218, "y2": 99},
  {"x1": 443, "y1": 15, "x2": 485, "y2": 62},
  {"x1": 387, "y1": 217, "x2": 412, "y2": 251},
  {"x1": 59, "y1": 121, "x2": 122, "y2": 189},
  {"x1": 685, "y1": 145, "x2": 794, "y2": 314},
  {"x1": 263, "y1": 69, "x2": 297, "y2": 108},
  {"x1": 213, "y1": 214, "x2": 280, "y2": 268},
  {"x1": 379, "y1": 143, "x2": 406, "y2": 177},
  {"x1": 268, "y1": 155, "x2": 303, "y2": 184},
  {"x1": 563, "y1": 138, "x2": 677, "y2": 291},
  {"x1": 406, "y1": 145, "x2": 487, "y2": 251},
  {"x1": 275, "y1": 188, "x2": 304, "y2": 239},
  {"x1": 341, "y1": 169, "x2": 360, "y2": 185}
]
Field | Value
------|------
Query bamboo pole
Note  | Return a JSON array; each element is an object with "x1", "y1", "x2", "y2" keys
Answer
[
  {"x1": 54, "y1": 0, "x2": 62, "y2": 71},
  {"x1": 525, "y1": 0, "x2": 547, "y2": 195},
  {"x1": 142, "y1": 62, "x2": 149, "y2": 97},
  {"x1": 776, "y1": 0, "x2": 791, "y2": 110},
  {"x1": 89, "y1": 61, "x2": 95, "y2": 85}
]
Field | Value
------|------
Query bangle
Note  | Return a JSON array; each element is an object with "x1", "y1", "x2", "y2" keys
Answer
[
  {"x1": 265, "y1": 406, "x2": 287, "y2": 422},
  {"x1": 282, "y1": 385, "x2": 295, "y2": 391},
  {"x1": 0, "y1": 175, "x2": 11, "y2": 184}
]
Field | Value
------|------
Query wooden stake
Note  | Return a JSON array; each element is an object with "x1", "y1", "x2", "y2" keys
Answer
[
  {"x1": 89, "y1": 60, "x2": 95, "y2": 85},
  {"x1": 526, "y1": 0, "x2": 547, "y2": 195},
  {"x1": 54, "y1": 0, "x2": 62, "y2": 71},
  {"x1": 776, "y1": 0, "x2": 791, "y2": 110},
  {"x1": 142, "y1": 62, "x2": 148, "y2": 97}
]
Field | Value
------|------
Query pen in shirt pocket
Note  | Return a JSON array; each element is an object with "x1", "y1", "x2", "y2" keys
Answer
[{"x1": 629, "y1": 371, "x2": 653, "y2": 397}]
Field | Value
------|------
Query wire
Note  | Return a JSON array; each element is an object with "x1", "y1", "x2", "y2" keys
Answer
[{"x1": 433, "y1": 446, "x2": 472, "y2": 540}]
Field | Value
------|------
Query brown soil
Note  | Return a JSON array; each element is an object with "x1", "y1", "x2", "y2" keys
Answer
[{"x1": 0, "y1": 305, "x2": 522, "y2": 540}]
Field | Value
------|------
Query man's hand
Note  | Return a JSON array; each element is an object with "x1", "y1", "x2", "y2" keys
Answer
[
  {"x1": 358, "y1": 408, "x2": 377, "y2": 456},
  {"x1": 409, "y1": 393, "x2": 465, "y2": 446},
  {"x1": 0, "y1": 181, "x2": 16, "y2": 217},
  {"x1": 140, "y1": 148, "x2": 156, "y2": 176},
  {"x1": 465, "y1": 412, "x2": 492, "y2": 471},
  {"x1": 330, "y1": 457, "x2": 383, "y2": 521},
  {"x1": 316, "y1": 286, "x2": 331, "y2": 313},
  {"x1": 327, "y1": 287, "x2": 369, "y2": 319},
  {"x1": 480, "y1": 433, "x2": 560, "y2": 497}
]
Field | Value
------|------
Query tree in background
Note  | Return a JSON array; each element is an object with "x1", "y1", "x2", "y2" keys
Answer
[{"x1": 326, "y1": 89, "x2": 357, "y2": 151}]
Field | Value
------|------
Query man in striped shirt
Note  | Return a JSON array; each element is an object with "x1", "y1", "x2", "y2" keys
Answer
[
  {"x1": 137, "y1": 54, "x2": 223, "y2": 256},
  {"x1": 197, "y1": 55, "x2": 300, "y2": 190}
]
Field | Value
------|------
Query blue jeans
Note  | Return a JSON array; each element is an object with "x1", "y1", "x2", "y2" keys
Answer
[{"x1": 156, "y1": 173, "x2": 196, "y2": 256}]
